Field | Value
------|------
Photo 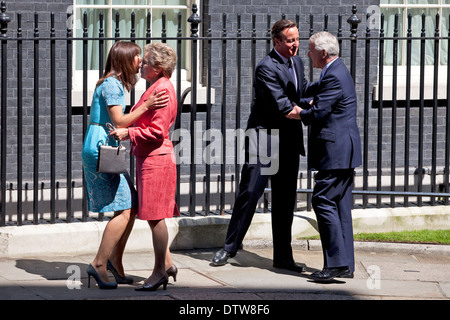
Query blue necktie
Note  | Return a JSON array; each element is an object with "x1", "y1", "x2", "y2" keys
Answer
[{"x1": 288, "y1": 58, "x2": 297, "y2": 90}]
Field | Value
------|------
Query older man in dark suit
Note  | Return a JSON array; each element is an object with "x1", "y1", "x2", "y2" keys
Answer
[
  {"x1": 288, "y1": 31, "x2": 362, "y2": 282},
  {"x1": 211, "y1": 19, "x2": 308, "y2": 272}
]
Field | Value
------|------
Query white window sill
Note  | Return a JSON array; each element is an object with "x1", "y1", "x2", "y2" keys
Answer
[{"x1": 373, "y1": 65, "x2": 448, "y2": 101}]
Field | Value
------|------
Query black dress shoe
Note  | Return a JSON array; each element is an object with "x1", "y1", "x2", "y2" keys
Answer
[
  {"x1": 273, "y1": 261, "x2": 305, "y2": 273},
  {"x1": 310, "y1": 266, "x2": 351, "y2": 282},
  {"x1": 337, "y1": 269, "x2": 354, "y2": 278},
  {"x1": 211, "y1": 249, "x2": 231, "y2": 266}
]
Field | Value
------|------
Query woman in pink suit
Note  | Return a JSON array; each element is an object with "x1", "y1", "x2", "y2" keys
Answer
[{"x1": 111, "y1": 42, "x2": 179, "y2": 291}]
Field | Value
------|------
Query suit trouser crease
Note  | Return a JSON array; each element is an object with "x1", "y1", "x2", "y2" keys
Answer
[
  {"x1": 312, "y1": 169, "x2": 355, "y2": 271},
  {"x1": 223, "y1": 138, "x2": 299, "y2": 263},
  {"x1": 223, "y1": 162, "x2": 269, "y2": 255}
]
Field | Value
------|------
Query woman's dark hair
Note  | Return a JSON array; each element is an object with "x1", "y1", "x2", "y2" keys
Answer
[{"x1": 96, "y1": 41, "x2": 141, "y2": 92}]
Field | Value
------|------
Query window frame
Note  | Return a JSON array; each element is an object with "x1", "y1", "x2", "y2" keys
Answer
[
  {"x1": 71, "y1": 0, "x2": 199, "y2": 107},
  {"x1": 376, "y1": 0, "x2": 450, "y2": 101}
]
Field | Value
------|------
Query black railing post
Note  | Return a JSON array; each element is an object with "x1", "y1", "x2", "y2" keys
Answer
[
  {"x1": 66, "y1": 8, "x2": 73, "y2": 223},
  {"x1": 266, "y1": 15, "x2": 271, "y2": 55},
  {"x1": 376, "y1": 13, "x2": 385, "y2": 208},
  {"x1": 337, "y1": 14, "x2": 343, "y2": 56},
  {"x1": 115, "y1": 11, "x2": 120, "y2": 41},
  {"x1": 82, "y1": 11, "x2": 88, "y2": 221},
  {"x1": 188, "y1": 3, "x2": 201, "y2": 217},
  {"x1": 205, "y1": 16, "x2": 212, "y2": 216},
  {"x1": 33, "y1": 12, "x2": 40, "y2": 225},
  {"x1": 235, "y1": 14, "x2": 241, "y2": 200},
  {"x1": 418, "y1": 13, "x2": 426, "y2": 207},
  {"x1": 50, "y1": 12, "x2": 56, "y2": 224},
  {"x1": 431, "y1": 13, "x2": 440, "y2": 206},
  {"x1": 175, "y1": 12, "x2": 182, "y2": 210},
  {"x1": 146, "y1": 11, "x2": 151, "y2": 92},
  {"x1": 161, "y1": 12, "x2": 167, "y2": 43},
  {"x1": 98, "y1": 12, "x2": 104, "y2": 78},
  {"x1": 362, "y1": 13, "x2": 370, "y2": 209},
  {"x1": 129, "y1": 12, "x2": 136, "y2": 182},
  {"x1": 220, "y1": 13, "x2": 227, "y2": 215},
  {"x1": 348, "y1": 8, "x2": 358, "y2": 209},
  {"x1": 404, "y1": 14, "x2": 412, "y2": 207},
  {"x1": 0, "y1": 0, "x2": 10, "y2": 227},
  {"x1": 251, "y1": 14, "x2": 256, "y2": 101},
  {"x1": 307, "y1": 13, "x2": 314, "y2": 212},
  {"x1": 17, "y1": 12, "x2": 23, "y2": 225},
  {"x1": 146, "y1": 11, "x2": 151, "y2": 43},
  {"x1": 347, "y1": 4, "x2": 361, "y2": 82},
  {"x1": 446, "y1": 14, "x2": 450, "y2": 206},
  {"x1": 390, "y1": 13, "x2": 399, "y2": 207}
]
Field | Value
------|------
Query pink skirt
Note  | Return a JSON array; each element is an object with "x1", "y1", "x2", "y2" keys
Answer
[{"x1": 135, "y1": 153, "x2": 179, "y2": 221}]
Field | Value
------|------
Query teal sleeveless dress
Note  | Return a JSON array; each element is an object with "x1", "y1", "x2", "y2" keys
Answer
[{"x1": 81, "y1": 77, "x2": 137, "y2": 213}]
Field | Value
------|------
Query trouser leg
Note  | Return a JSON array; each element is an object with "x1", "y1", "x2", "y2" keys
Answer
[{"x1": 312, "y1": 169, "x2": 355, "y2": 270}]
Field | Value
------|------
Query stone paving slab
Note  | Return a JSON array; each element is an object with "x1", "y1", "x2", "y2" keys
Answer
[{"x1": 0, "y1": 245, "x2": 448, "y2": 301}]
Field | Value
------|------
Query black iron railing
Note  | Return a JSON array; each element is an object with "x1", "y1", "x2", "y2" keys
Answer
[{"x1": 1, "y1": 2, "x2": 450, "y2": 227}]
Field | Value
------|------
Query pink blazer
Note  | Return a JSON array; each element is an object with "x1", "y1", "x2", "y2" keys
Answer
[{"x1": 128, "y1": 77, "x2": 178, "y2": 157}]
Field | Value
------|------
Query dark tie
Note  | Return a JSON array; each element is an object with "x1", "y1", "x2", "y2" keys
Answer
[{"x1": 287, "y1": 58, "x2": 297, "y2": 90}]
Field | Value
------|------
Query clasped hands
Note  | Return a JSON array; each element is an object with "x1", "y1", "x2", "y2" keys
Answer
[
  {"x1": 285, "y1": 104, "x2": 302, "y2": 120},
  {"x1": 286, "y1": 99, "x2": 314, "y2": 120}
]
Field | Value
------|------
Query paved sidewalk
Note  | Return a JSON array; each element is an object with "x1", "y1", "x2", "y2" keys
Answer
[{"x1": 0, "y1": 242, "x2": 449, "y2": 302}]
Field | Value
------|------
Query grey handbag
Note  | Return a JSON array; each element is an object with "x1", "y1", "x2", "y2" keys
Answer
[{"x1": 96, "y1": 123, "x2": 127, "y2": 173}]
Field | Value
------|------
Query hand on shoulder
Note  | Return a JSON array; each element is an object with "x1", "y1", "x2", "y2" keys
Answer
[{"x1": 143, "y1": 89, "x2": 169, "y2": 111}]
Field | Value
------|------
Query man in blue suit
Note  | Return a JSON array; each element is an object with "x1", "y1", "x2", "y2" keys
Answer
[
  {"x1": 288, "y1": 31, "x2": 362, "y2": 282},
  {"x1": 212, "y1": 19, "x2": 308, "y2": 272}
]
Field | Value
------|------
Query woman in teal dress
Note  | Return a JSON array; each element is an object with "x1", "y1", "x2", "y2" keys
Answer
[{"x1": 82, "y1": 41, "x2": 169, "y2": 289}]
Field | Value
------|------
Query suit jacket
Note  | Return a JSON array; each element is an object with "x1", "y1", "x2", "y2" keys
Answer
[
  {"x1": 300, "y1": 57, "x2": 362, "y2": 171},
  {"x1": 247, "y1": 49, "x2": 308, "y2": 156},
  {"x1": 128, "y1": 77, "x2": 178, "y2": 157}
]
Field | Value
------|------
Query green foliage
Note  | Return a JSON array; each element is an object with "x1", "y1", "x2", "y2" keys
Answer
[
  {"x1": 299, "y1": 229, "x2": 450, "y2": 244},
  {"x1": 353, "y1": 229, "x2": 450, "y2": 245}
]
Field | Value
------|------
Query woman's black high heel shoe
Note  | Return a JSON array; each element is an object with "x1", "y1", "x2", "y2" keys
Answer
[
  {"x1": 86, "y1": 264, "x2": 118, "y2": 289},
  {"x1": 166, "y1": 265, "x2": 178, "y2": 282},
  {"x1": 107, "y1": 260, "x2": 134, "y2": 284},
  {"x1": 135, "y1": 274, "x2": 169, "y2": 291}
]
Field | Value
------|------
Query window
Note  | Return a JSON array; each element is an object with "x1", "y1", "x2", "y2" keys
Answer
[
  {"x1": 381, "y1": 0, "x2": 450, "y2": 66},
  {"x1": 375, "y1": 0, "x2": 450, "y2": 101},
  {"x1": 72, "y1": 0, "x2": 193, "y2": 106}
]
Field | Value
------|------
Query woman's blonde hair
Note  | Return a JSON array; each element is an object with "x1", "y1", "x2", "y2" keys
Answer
[{"x1": 143, "y1": 42, "x2": 177, "y2": 78}]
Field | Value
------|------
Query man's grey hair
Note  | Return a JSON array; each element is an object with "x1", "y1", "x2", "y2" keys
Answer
[{"x1": 309, "y1": 31, "x2": 339, "y2": 57}]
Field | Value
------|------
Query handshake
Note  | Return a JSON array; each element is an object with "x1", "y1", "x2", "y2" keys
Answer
[{"x1": 285, "y1": 99, "x2": 313, "y2": 120}]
